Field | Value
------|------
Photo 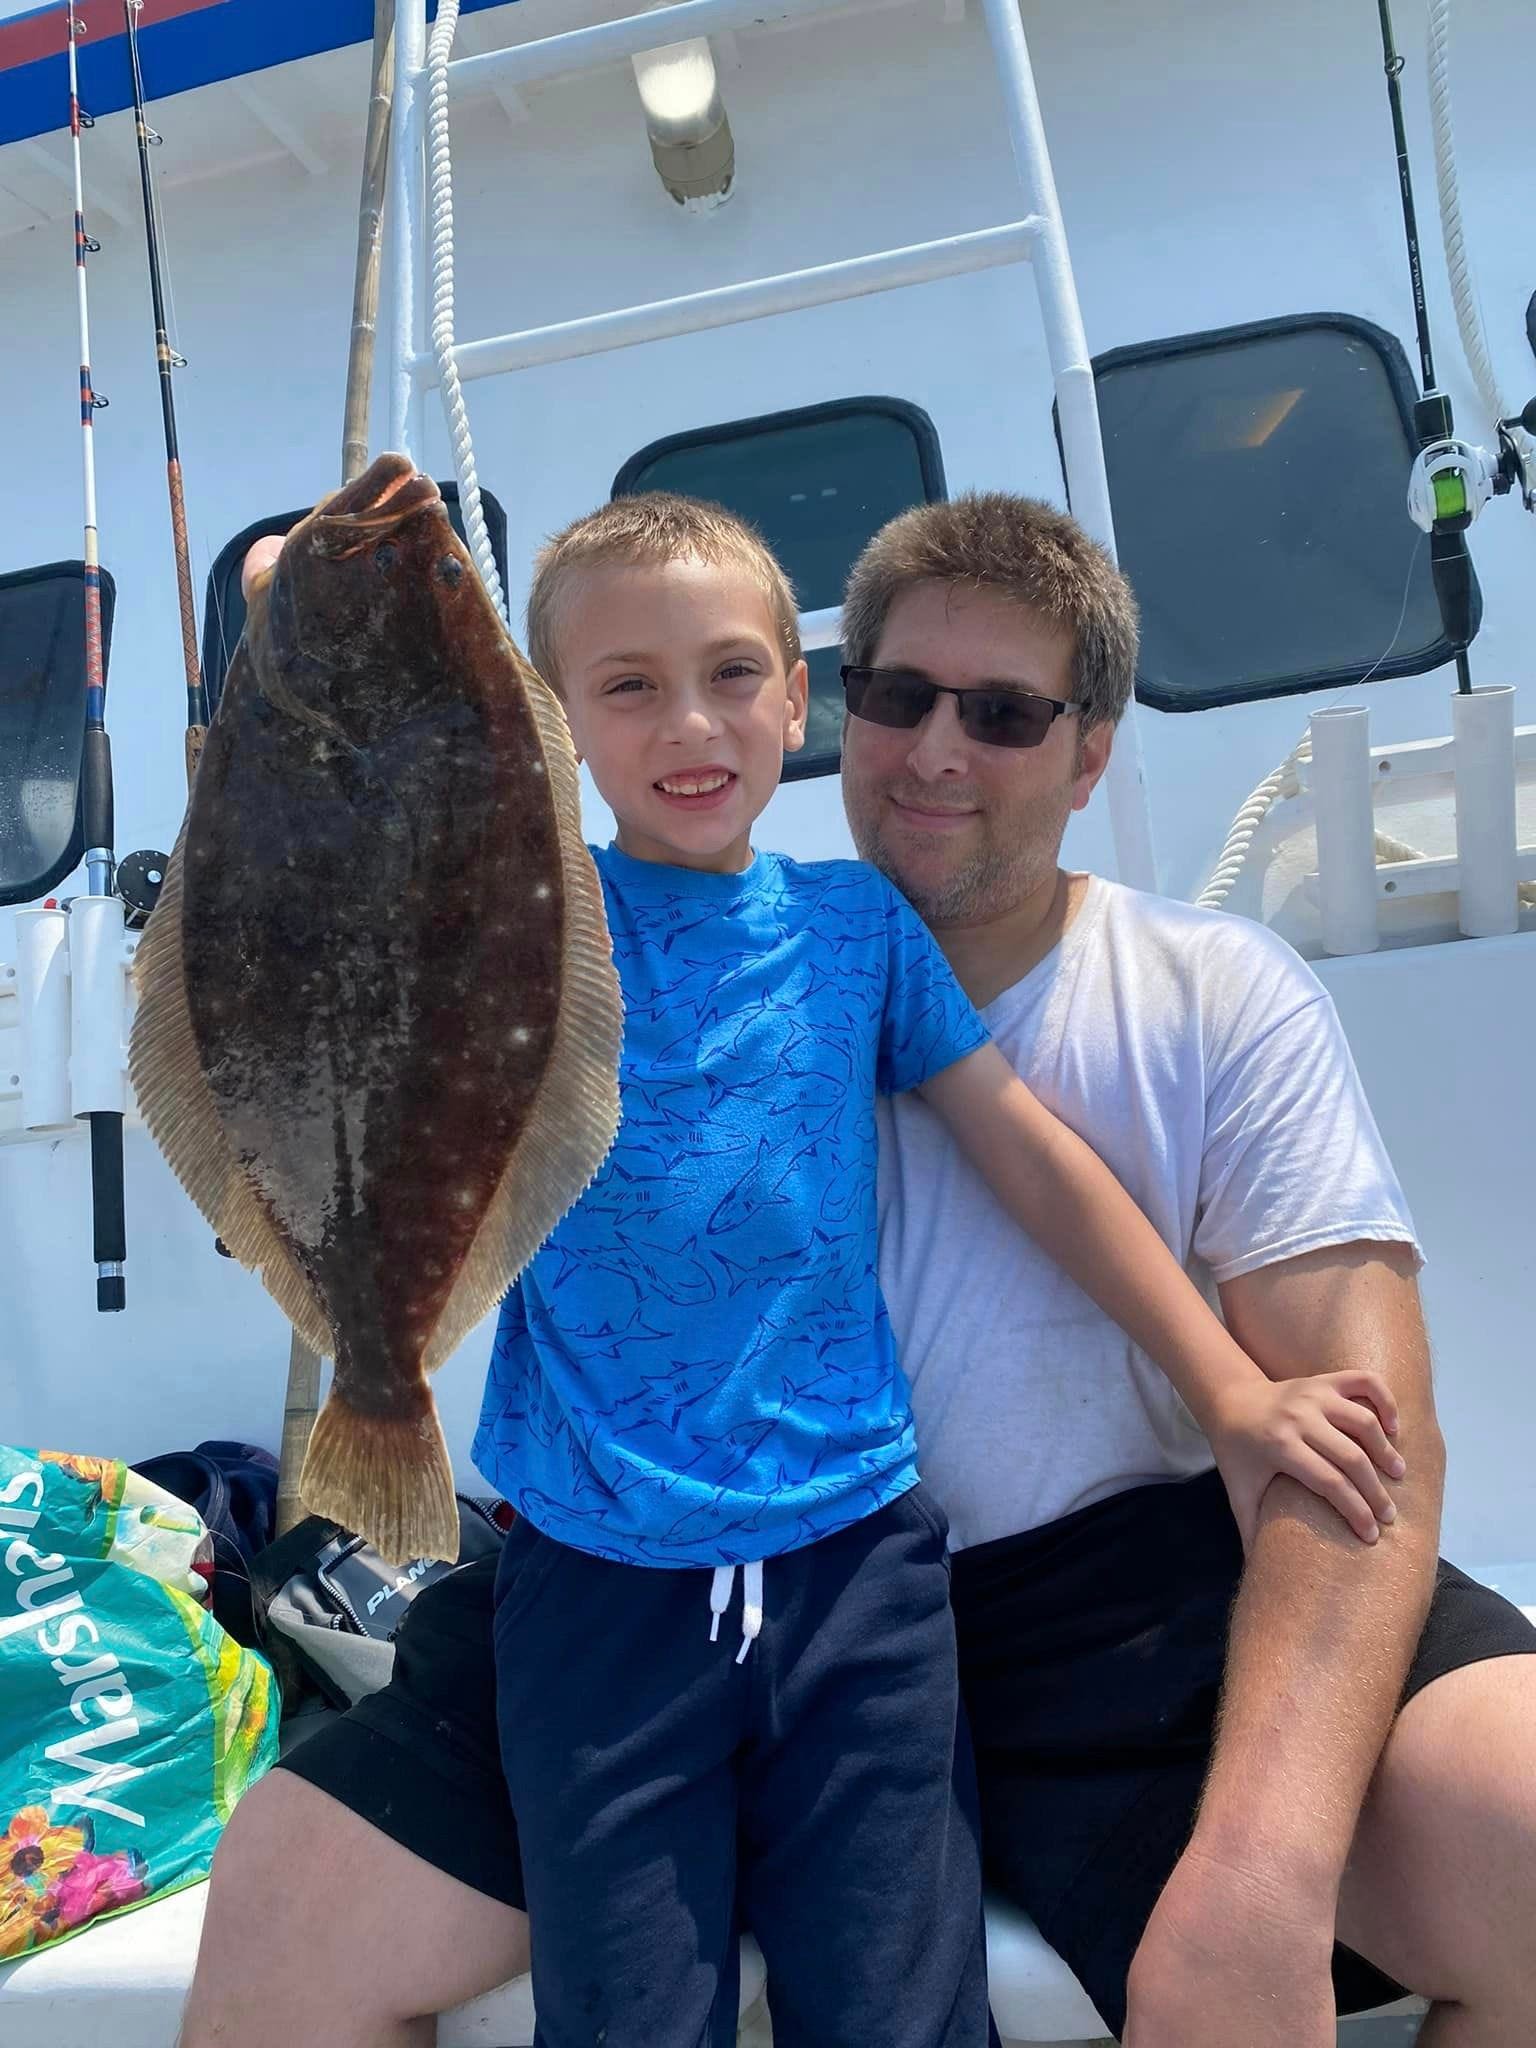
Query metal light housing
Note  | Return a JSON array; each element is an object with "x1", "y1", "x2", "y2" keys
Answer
[{"x1": 630, "y1": 35, "x2": 734, "y2": 212}]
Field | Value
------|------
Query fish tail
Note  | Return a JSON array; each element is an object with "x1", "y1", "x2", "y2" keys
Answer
[{"x1": 299, "y1": 1389, "x2": 460, "y2": 1566}]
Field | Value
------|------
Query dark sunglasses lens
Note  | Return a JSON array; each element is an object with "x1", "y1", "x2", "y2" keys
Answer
[
  {"x1": 844, "y1": 669, "x2": 931, "y2": 729},
  {"x1": 960, "y1": 691, "x2": 1056, "y2": 748}
]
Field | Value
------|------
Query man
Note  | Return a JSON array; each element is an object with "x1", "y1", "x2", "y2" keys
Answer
[{"x1": 184, "y1": 496, "x2": 1536, "y2": 2048}]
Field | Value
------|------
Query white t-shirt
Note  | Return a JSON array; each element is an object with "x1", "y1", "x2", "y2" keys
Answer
[{"x1": 876, "y1": 878, "x2": 1421, "y2": 1551}]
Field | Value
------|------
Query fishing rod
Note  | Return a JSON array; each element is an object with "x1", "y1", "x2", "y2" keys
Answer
[
  {"x1": 124, "y1": 0, "x2": 209, "y2": 784},
  {"x1": 1374, "y1": 0, "x2": 1535, "y2": 695},
  {"x1": 65, "y1": 0, "x2": 127, "y2": 1313},
  {"x1": 1375, "y1": 0, "x2": 1476, "y2": 692}
]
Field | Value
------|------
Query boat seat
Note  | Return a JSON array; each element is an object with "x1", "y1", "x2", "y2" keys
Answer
[
  {"x1": 0, "y1": 1874, "x2": 1430, "y2": 2046},
  {"x1": 7, "y1": 1591, "x2": 1528, "y2": 2045}
]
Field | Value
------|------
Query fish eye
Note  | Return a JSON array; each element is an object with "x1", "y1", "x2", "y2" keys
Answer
[
  {"x1": 374, "y1": 542, "x2": 399, "y2": 572},
  {"x1": 437, "y1": 556, "x2": 464, "y2": 585}
]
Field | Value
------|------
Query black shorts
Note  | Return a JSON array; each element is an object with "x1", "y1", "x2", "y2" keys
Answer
[
  {"x1": 277, "y1": 1471, "x2": 1536, "y2": 2034},
  {"x1": 949, "y1": 1467, "x2": 1536, "y2": 2038}
]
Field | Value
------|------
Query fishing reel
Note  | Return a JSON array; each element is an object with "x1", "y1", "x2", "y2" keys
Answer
[
  {"x1": 116, "y1": 848, "x2": 170, "y2": 930},
  {"x1": 1407, "y1": 394, "x2": 1536, "y2": 532}
]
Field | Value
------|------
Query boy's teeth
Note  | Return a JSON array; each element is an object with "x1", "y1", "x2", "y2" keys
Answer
[{"x1": 660, "y1": 773, "x2": 730, "y2": 795}]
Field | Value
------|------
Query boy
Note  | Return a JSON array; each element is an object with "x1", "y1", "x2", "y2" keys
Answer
[{"x1": 476, "y1": 495, "x2": 1402, "y2": 2048}]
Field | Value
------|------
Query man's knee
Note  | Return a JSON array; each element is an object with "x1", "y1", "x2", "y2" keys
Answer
[{"x1": 186, "y1": 1765, "x2": 530, "y2": 2047}]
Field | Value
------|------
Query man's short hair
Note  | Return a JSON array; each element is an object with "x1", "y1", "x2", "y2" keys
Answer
[
  {"x1": 840, "y1": 492, "x2": 1139, "y2": 731},
  {"x1": 527, "y1": 492, "x2": 801, "y2": 692}
]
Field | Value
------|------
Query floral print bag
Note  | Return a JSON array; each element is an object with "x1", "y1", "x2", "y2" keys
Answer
[{"x1": 0, "y1": 1444, "x2": 279, "y2": 1962}]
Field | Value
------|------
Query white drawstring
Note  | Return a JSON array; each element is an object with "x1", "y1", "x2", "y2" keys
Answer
[
  {"x1": 706, "y1": 1560, "x2": 765, "y2": 1662},
  {"x1": 737, "y1": 1559, "x2": 763, "y2": 1665},
  {"x1": 708, "y1": 1565, "x2": 732, "y2": 1643}
]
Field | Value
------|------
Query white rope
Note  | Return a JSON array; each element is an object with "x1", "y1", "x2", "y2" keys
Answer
[
  {"x1": 1427, "y1": 0, "x2": 1530, "y2": 462},
  {"x1": 1195, "y1": 737, "x2": 1311, "y2": 909},
  {"x1": 425, "y1": 0, "x2": 509, "y2": 623}
]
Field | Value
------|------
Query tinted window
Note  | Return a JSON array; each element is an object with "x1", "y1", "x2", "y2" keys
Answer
[
  {"x1": 1079, "y1": 315, "x2": 1475, "y2": 711},
  {"x1": 615, "y1": 398, "x2": 946, "y2": 778},
  {"x1": 0, "y1": 562, "x2": 117, "y2": 906}
]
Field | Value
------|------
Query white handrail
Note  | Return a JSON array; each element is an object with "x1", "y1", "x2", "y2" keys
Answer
[
  {"x1": 413, "y1": 223, "x2": 1046, "y2": 384},
  {"x1": 977, "y1": 0, "x2": 1157, "y2": 892}
]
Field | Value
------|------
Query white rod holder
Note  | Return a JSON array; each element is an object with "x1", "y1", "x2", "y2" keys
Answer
[
  {"x1": 68, "y1": 896, "x2": 130, "y2": 1119},
  {"x1": 447, "y1": 0, "x2": 837, "y2": 95},
  {"x1": 416, "y1": 221, "x2": 1045, "y2": 384},
  {"x1": 16, "y1": 905, "x2": 72, "y2": 1131},
  {"x1": 1452, "y1": 685, "x2": 1519, "y2": 938},
  {"x1": 1310, "y1": 705, "x2": 1380, "y2": 956},
  {"x1": 978, "y1": 0, "x2": 1157, "y2": 893}
]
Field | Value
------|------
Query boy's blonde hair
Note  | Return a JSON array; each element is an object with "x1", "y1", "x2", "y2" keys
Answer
[
  {"x1": 527, "y1": 492, "x2": 801, "y2": 691},
  {"x1": 840, "y1": 492, "x2": 1139, "y2": 732}
]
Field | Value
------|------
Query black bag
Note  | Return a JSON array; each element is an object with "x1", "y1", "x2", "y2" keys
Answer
[
  {"x1": 250, "y1": 1496, "x2": 509, "y2": 1710},
  {"x1": 132, "y1": 1439, "x2": 279, "y2": 1646}
]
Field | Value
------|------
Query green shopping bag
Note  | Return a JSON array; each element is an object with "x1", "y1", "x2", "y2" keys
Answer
[{"x1": 0, "y1": 1444, "x2": 279, "y2": 1961}]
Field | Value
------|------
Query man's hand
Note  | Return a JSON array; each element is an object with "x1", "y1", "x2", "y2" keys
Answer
[
  {"x1": 1125, "y1": 1842, "x2": 1336, "y2": 2048},
  {"x1": 1205, "y1": 1367, "x2": 1405, "y2": 1548}
]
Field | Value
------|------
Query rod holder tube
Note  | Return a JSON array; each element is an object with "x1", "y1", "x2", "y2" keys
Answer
[
  {"x1": 1452, "y1": 685, "x2": 1518, "y2": 938},
  {"x1": 1311, "y1": 706, "x2": 1380, "y2": 956},
  {"x1": 15, "y1": 906, "x2": 73, "y2": 1130},
  {"x1": 68, "y1": 894, "x2": 130, "y2": 1118}
]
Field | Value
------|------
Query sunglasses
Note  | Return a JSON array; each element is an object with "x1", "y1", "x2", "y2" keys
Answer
[{"x1": 840, "y1": 666, "x2": 1080, "y2": 750}]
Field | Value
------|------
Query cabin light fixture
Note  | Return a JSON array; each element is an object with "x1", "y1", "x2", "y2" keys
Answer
[{"x1": 630, "y1": 34, "x2": 734, "y2": 213}]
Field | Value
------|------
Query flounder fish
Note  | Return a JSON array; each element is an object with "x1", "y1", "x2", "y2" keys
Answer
[{"x1": 129, "y1": 454, "x2": 621, "y2": 1563}]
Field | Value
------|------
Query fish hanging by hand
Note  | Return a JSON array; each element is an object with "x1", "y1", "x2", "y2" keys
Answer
[{"x1": 129, "y1": 454, "x2": 622, "y2": 1563}]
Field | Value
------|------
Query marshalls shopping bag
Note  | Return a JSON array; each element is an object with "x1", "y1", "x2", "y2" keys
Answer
[{"x1": 0, "y1": 1445, "x2": 278, "y2": 1960}]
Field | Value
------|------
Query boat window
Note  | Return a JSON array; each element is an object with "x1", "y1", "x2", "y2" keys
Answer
[
  {"x1": 199, "y1": 485, "x2": 510, "y2": 716},
  {"x1": 0, "y1": 561, "x2": 117, "y2": 907},
  {"x1": 614, "y1": 398, "x2": 947, "y2": 780},
  {"x1": 1070, "y1": 314, "x2": 1476, "y2": 712}
]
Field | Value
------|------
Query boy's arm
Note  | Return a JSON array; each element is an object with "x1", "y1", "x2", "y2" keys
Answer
[{"x1": 917, "y1": 1047, "x2": 1403, "y2": 1542}]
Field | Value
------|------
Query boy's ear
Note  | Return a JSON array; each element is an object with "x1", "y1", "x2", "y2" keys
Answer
[{"x1": 783, "y1": 658, "x2": 810, "y2": 755}]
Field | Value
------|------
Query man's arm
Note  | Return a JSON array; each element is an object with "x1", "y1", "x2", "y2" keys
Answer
[{"x1": 1125, "y1": 1239, "x2": 1445, "y2": 2048}]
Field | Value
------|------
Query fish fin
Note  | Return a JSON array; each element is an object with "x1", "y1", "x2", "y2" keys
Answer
[
  {"x1": 299, "y1": 1386, "x2": 460, "y2": 1566},
  {"x1": 423, "y1": 668, "x2": 623, "y2": 1372},
  {"x1": 128, "y1": 820, "x2": 335, "y2": 1361}
]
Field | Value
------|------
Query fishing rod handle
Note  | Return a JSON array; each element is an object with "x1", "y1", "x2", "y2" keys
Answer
[
  {"x1": 81, "y1": 726, "x2": 114, "y2": 856},
  {"x1": 88, "y1": 1109, "x2": 127, "y2": 1312}
]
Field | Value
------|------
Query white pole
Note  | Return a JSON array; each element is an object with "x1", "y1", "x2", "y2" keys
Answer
[
  {"x1": 386, "y1": 0, "x2": 427, "y2": 457},
  {"x1": 1310, "y1": 706, "x2": 1380, "y2": 956},
  {"x1": 15, "y1": 906, "x2": 73, "y2": 1131},
  {"x1": 1452, "y1": 685, "x2": 1518, "y2": 938},
  {"x1": 977, "y1": 0, "x2": 1158, "y2": 893}
]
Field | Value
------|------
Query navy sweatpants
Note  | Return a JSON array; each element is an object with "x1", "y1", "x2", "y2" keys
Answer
[{"x1": 494, "y1": 1484, "x2": 990, "y2": 2048}]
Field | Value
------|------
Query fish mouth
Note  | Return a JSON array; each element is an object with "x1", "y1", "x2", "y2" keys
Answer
[{"x1": 308, "y1": 454, "x2": 446, "y2": 559}]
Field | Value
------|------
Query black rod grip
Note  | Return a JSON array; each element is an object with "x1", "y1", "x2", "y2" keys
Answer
[
  {"x1": 81, "y1": 726, "x2": 115, "y2": 854},
  {"x1": 1430, "y1": 529, "x2": 1476, "y2": 652},
  {"x1": 89, "y1": 1109, "x2": 127, "y2": 1312}
]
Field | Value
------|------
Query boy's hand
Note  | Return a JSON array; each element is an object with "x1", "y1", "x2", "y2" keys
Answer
[{"x1": 1207, "y1": 1370, "x2": 1404, "y2": 1547}]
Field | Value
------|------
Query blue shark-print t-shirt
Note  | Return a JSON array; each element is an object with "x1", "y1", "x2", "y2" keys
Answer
[{"x1": 473, "y1": 844, "x2": 989, "y2": 1568}]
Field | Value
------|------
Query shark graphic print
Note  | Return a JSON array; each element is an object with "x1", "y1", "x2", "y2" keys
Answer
[{"x1": 475, "y1": 845, "x2": 989, "y2": 1567}]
